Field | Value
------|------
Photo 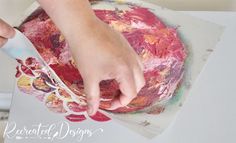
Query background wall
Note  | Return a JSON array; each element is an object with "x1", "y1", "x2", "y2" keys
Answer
[
  {"x1": 147, "y1": 0, "x2": 236, "y2": 11},
  {"x1": 1, "y1": 0, "x2": 236, "y2": 24}
]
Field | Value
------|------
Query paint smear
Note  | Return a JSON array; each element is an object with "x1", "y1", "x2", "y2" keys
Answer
[{"x1": 16, "y1": 4, "x2": 187, "y2": 122}]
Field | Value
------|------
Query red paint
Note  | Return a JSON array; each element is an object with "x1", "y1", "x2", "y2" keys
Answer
[
  {"x1": 67, "y1": 102, "x2": 87, "y2": 112},
  {"x1": 89, "y1": 111, "x2": 111, "y2": 122},
  {"x1": 15, "y1": 66, "x2": 22, "y2": 78},
  {"x1": 50, "y1": 63, "x2": 82, "y2": 85},
  {"x1": 65, "y1": 114, "x2": 87, "y2": 122},
  {"x1": 21, "y1": 64, "x2": 35, "y2": 76},
  {"x1": 18, "y1": 4, "x2": 187, "y2": 119}
]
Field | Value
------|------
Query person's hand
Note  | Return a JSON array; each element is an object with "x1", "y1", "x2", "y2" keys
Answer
[
  {"x1": 38, "y1": 0, "x2": 145, "y2": 116},
  {"x1": 68, "y1": 18, "x2": 145, "y2": 115},
  {"x1": 0, "y1": 19, "x2": 15, "y2": 47}
]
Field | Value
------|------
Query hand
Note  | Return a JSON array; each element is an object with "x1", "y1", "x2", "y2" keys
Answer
[
  {"x1": 0, "y1": 19, "x2": 15, "y2": 47},
  {"x1": 38, "y1": 0, "x2": 145, "y2": 116},
  {"x1": 69, "y1": 18, "x2": 145, "y2": 116}
]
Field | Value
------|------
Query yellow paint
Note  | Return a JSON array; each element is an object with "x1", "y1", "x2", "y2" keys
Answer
[
  {"x1": 47, "y1": 93, "x2": 57, "y2": 101},
  {"x1": 115, "y1": 0, "x2": 126, "y2": 4},
  {"x1": 144, "y1": 34, "x2": 158, "y2": 45},
  {"x1": 17, "y1": 76, "x2": 32, "y2": 91},
  {"x1": 110, "y1": 21, "x2": 131, "y2": 32},
  {"x1": 59, "y1": 34, "x2": 65, "y2": 42}
]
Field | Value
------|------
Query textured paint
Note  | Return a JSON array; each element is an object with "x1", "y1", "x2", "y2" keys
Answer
[{"x1": 16, "y1": 3, "x2": 186, "y2": 122}]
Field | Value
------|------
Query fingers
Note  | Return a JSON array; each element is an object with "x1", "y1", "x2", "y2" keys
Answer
[
  {"x1": 134, "y1": 56, "x2": 145, "y2": 92},
  {"x1": 136, "y1": 55, "x2": 144, "y2": 71},
  {"x1": 0, "y1": 36, "x2": 7, "y2": 47},
  {"x1": 84, "y1": 64, "x2": 145, "y2": 113},
  {"x1": 133, "y1": 65, "x2": 146, "y2": 93},
  {"x1": 83, "y1": 78, "x2": 100, "y2": 116},
  {"x1": 109, "y1": 68, "x2": 137, "y2": 110},
  {"x1": 0, "y1": 19, "x2": 15, "y2": 39},
  {"x1": 107, "y1": 58, "x2": 145, "y2": 110}
]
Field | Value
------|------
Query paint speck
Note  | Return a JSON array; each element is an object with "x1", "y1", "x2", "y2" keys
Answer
[
  {"x1": 206, "y1": 49, "x2": 214, "y2": 52},
  {"x1": 140, "y1": 120, "x2": 151, "y2": 126}
]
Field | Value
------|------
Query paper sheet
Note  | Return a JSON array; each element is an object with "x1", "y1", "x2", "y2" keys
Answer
[{"x1": 5, "y1": 0, "x2": 224, "y2": 142}]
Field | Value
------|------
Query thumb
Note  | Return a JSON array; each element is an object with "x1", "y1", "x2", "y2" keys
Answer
[{"x1": 84, "y1": 79, "x2": 100, "y2": 116}]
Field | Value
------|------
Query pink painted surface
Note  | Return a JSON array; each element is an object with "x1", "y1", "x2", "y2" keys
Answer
[{"x1": 15, "y1": 6, "x2": 186, "y2": 122}]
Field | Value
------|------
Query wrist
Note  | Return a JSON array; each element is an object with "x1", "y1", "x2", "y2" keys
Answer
[{"x1": 38, "y1": 0, "x2": 97, "y2": 37}]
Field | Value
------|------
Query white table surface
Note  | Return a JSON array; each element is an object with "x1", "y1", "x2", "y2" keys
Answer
[
  {"x1": 0, "y1": 5, "x2": 236, "y2": 143},
  {"x1": 152, "y1": 11, "x2": 236, "y2": 143}
]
